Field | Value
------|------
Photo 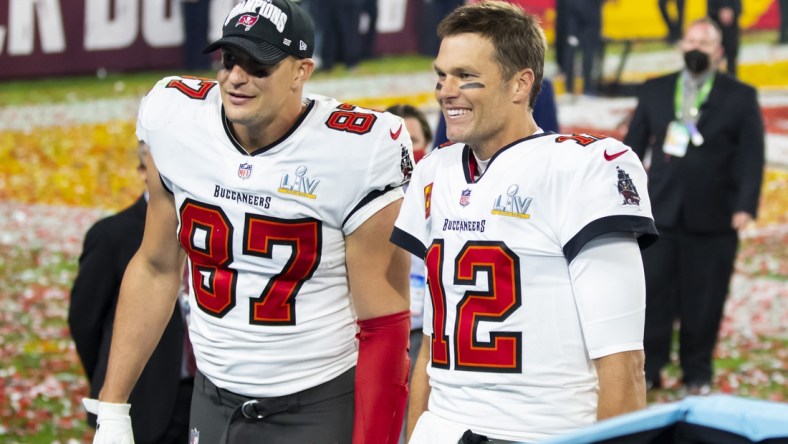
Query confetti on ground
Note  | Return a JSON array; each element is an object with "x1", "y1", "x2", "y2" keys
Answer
[{"x1": 1, "y1": 95, "x2": 785, "y2": 443}]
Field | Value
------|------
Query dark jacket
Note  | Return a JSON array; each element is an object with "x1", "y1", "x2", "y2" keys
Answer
[
  {"x1": 707, "y1": 0, "x2": 742, "y2": 17},
  {"x1": 68, "y1": 196, "x2": 186, "y2": 443},
  {"x1": 624, "y1": 71, "x2": 764, "y2": 233}
]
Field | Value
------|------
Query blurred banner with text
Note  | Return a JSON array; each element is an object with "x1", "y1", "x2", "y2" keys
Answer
[{"x1": 0, "y1": 0, "x2": 780, "y2": 80}]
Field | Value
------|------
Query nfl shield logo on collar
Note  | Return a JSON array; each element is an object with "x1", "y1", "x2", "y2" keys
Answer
[
  {"x1": 460, "y1": 189, "x2": 471, "y2": 206},
  {"x1": 238, "y1": 162, "x2": 253, "y2": 179}
]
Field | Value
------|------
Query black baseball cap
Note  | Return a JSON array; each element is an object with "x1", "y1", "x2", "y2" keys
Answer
[{"x1": 202, "y1": 0, "x2": 315, "y2": 65}]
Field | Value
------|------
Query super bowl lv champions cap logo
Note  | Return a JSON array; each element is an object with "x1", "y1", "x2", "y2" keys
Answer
[
  {"x1": 203, "y1": 0, "x2": 314, "y2": 63},
  {"x1": 225, "y1": 0, "x2": 287, "y2": 32}
]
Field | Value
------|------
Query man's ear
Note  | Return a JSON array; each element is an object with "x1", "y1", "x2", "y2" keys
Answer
[
  {"x1": 512, "y1": 68, "x2": 534, "y2": 105},
  {"x1": 296, "y1": 58, "x2": 315, "y2": 84}
]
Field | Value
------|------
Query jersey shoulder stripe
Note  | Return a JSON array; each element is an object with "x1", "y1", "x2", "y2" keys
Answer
[
  {"x1": 138, "y1": 76, "x2": 221, "y2": 136},
  {"x1": 543, "y1": 133, "x2": 640, "y2": 172}
]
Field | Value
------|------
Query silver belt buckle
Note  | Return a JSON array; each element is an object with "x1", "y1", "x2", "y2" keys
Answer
[{"x1": 241, "y1": 399, "x2": 264, "y2": 419}]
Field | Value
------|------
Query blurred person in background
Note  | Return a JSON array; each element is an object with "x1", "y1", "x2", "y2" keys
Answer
[
  {"x1": 69, "y1": 142, "x2": 194, "y2": 444},
  {"x1": 361, "y1": 0, "x2": 379, "y2": 61},
  {"x1": 555, "y1": 0, "x2": 570, "y2": 78},
  {"x1": 707, "y1": 0, "x2": 741, "y2": 76},
  {"x1": 387, "y1": 103, "x2": 433, "y2": 163},
  {"x1": 780, "y1": 0, "x2": 788, "y2": 44},
  {"x1": 560, "y1": 0, "x2": 604, "y2": 96},
  {"x1": 386, "y1": 103, "x2": 433, "y2": 444},
  {"x1": 318, "y1": 0, "x2": 364, "y2": 71},
  {"x1": 624, "y1": 17, "x2": 764, "y2": 395},
  {"x1": 658, "y1": 0, "x2": 686, "y2": 43},
  {"x1": 300, "y1": 0, "x2": 324, "y2": 68},
  {"x1": 420, "y1": 0, "x2": 466, "y2": 56},
  {"x1": 182, "y1": 0, "x2": 213, "y2": 70}
]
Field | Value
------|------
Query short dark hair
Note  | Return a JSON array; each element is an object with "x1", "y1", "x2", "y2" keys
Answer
[
  {"x1": 386, "y1": 104, "x2": 433, "y2": 143},
  {"x1": 438, "y1": 1, "x2": 546, "y2": 109}
]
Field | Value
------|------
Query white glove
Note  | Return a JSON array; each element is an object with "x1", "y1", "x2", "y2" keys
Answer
[{"x1": 83, "y1": 398, "x2": 135, "y2": 444}]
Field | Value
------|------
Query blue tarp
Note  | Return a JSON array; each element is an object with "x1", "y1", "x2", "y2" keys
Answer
[{"x1": 542, "y1": 395, "x2": 788, "y2": 443}]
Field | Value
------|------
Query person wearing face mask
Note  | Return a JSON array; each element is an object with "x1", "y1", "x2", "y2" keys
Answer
[
  {"x1": 624, "y1": 17, "x2": 764, "y2": 396},
  {"x1": 387, "y1": 104, "x2": 433, "y2": 163}
]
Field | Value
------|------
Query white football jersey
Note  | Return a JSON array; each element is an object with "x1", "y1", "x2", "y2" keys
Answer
[
  {"x1": 137, "y1": 76, "x2": 411, "y2": 397},
  {"x1": 391, "y1": 131, "x2": 657, "y2": 441}
]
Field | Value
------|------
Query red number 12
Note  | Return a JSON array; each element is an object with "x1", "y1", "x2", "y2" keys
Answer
[{"x1": 425, "y1": 240, "x2": 522, "y2": 372}]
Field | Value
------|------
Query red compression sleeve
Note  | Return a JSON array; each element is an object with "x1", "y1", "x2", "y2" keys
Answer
[{"x1": 353, "y1": 310, "x2": 411, "y2": 444}]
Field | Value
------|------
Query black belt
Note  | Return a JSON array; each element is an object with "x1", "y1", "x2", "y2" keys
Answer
[
  {"x1": 195, "y1": 369, "x2": 354, "y2": 443},
  {"x1": 460, "y1": 430, "x2": 522, "y2": 444}
]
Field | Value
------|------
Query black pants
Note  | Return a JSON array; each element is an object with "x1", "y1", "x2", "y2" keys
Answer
[
  {"x1": 319, "y1": 0, "x2": 363, "y2": 70},
  {"x1": 709, "y1": 13, "x2": 740, "y2": 76},
  {"x1": 136, "y1": 378, "x2": 193, "y2": 444},
  {"x1": 181, "y1": 0, "x2": 212, "y2": 70},
  {"x1": 642, "y1": 227, "x2": 738, "y2": 385},
  {"x1": 360, "y1": 0, "x2": 378, "y2": 60},
  {"x1": 562, "y1": 0, "x2": 604, "y2": 95},
  {"x1": 189, "y1": 369, "x2": 354, "y2": 444},
  {"x1": 419, "y1": 0, "x2": 466, "y2": 56},
  {"x1": 658, "y1": 0, "x2": 685, "y2": 42}
]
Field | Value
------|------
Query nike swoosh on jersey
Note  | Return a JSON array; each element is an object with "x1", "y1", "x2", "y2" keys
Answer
[
  {"x1": 390, "y1": 124, "x2": 403, "y2": 140},
  {"x1": 604, "y1": 149, "x2": 628, "y2": 161}
]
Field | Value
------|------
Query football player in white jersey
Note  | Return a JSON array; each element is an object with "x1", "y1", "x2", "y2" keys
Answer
[
  {"x1": 83, "y1": 0, "x2": 412, "y2": 443},
  {"x1": 390, "y1": 2, "x2": 659, "y2": 443}
]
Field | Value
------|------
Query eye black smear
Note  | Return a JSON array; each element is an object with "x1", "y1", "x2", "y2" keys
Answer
[{"x1": 459, "y1": 83, "x2": 485, "y2": 90}]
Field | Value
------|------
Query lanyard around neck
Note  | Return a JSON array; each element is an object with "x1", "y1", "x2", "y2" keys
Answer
[{"x1": 674, "y1": 73, "x2": 714, "y2": 120}]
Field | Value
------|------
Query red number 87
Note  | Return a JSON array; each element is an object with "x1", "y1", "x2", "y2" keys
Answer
[{"x1": 179, "y1": 199, "x2": 321, "y2": 325}]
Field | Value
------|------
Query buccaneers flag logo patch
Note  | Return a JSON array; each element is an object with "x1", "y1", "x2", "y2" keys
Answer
[
  {"x1": 401, "y1": 144, "x2": 414, "y2": 181},
  {"x1": 616, "y1": 166, "x2": 640, "y2": 206},
  {"x1": 236, "y1": 14, "x2": 258, "y2": 31}
]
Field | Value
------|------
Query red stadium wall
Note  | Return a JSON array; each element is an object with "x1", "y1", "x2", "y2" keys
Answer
[
  {"x1": 0, "y1": 0, "x2": 781, "y2": 80},
  {"x1": 752, "y1": 0, "x2": 781, "y2": 29},
  {"x1": 0, "y1": 0, "x2": 186, "y2": 79}
]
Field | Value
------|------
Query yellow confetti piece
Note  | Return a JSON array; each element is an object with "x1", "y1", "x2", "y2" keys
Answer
[{"x1": 0, "y1": 121, "x2": 142, "y2": 211}]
